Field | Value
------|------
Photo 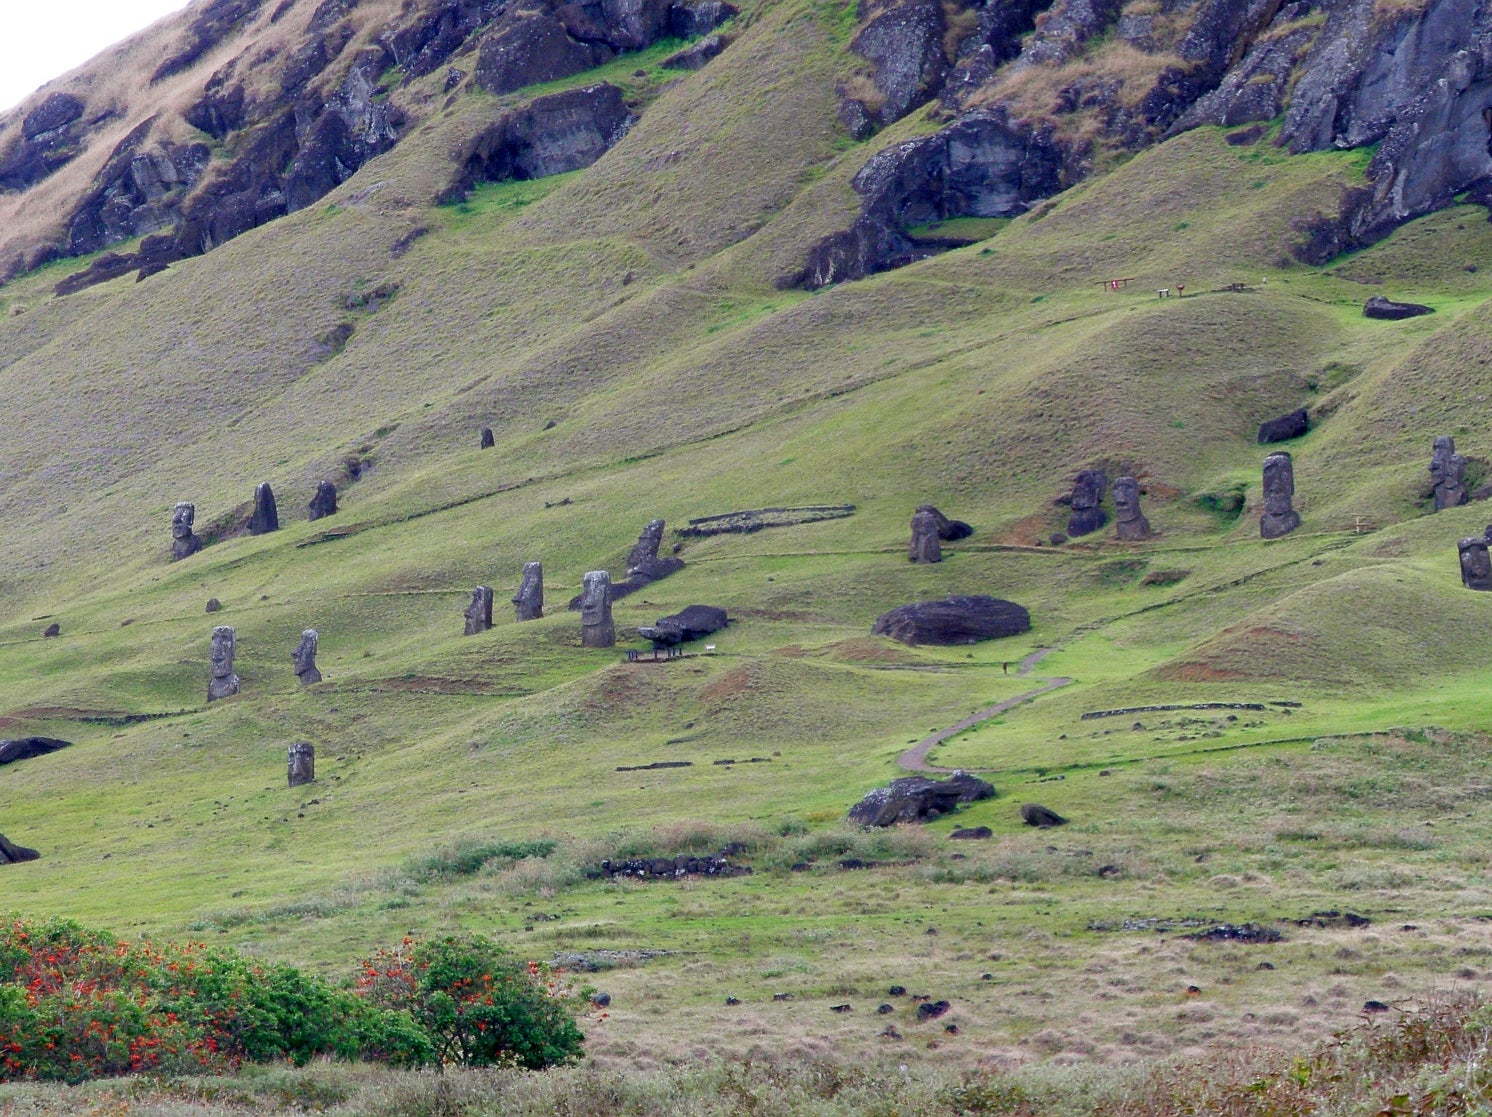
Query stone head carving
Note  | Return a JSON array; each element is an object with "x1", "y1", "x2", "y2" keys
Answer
[
  {"x1": 1067, "y1": 470, "x2": 1107, "y2": 536},
  {"x1": 207, "y1": 625, "x2": 239, "y2": 702},
  {"x1": 513, "y1": 562, "x2": 544, "y2": 621},
  {"x1": 307, "y1": 481, "x2": 337, "y2": 522},
  {"x1": 1112, "y1": 476, "x2": 1152, "y2": 541},
  {"x1": 287, "y1": 742, "x2": 315, "y2": 787},
  {"x1": 248, "y1": 482, "x2": 279, "y2": 535},
  {"x1": 1461, "y1": 538, "x2": 1492, "y2": 590},
  {"x1": 480, "y1": 427, "x2": 495, "y2": 449},
  {"x1": 908, "y1": 508, "x2": 942, "y2": 563},
  {"x1": 171, "y1": 502, "x2": 202, "y2": 560},
  {"x1": 463, "y1": 587, "x2": 494, "y2": 636},
  {"x1": 627, "y1": 519, "x2": 667, "y2": 574},
  {"x1": 1260, "y1": 452, "x2": 1301, "y2": 539},
  {"x1": 292, "y1": 629, "x2": 321, "y2": 685},
  {"x1": 580, "y1": 570, "x2": 615, "y2": 647}
]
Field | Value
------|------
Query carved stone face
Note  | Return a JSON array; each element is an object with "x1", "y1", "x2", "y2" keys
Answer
[
  {"x1": 172, "y1": 502, "x2": 195, "y2": 539},
  {"x1": 580, "y1": 570, "x2": 611, "y2": 624},
  {"x1": 1461, "y1": 539, "x2": 1492, "y2": 589},
  {"x1": 1071, "y1": 471, "x2": 1104, "y2": 513},
  {"x1": 1262, "y1": 453, "x2": 1294, "y2": 516},
  {"x1": 1445, "y1": 453, "x2": 1467, "y2": 489},
  {"x1": 1431, "y1": 436, "x2": 1456, "y2": 483},
  {"x1": 210, "y1": 626, "x2": 236, "y2": 678},
  {"x1": 292, "y1": 630, "x2": 318, "y2": 674},
  {"x1": 1113, "y1": 477, "x2": 1141, "y2": 522}
]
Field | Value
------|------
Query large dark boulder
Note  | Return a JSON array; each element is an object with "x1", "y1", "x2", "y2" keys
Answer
[
  {"x1": 474, "y1": 6, "x2": 614, "y2": 95},
  {"x1": 847, "y1": 0, "x2": 948, "y2": 128},
  {"x1": 1020, "y1": 802, "x2": 1067, "y2": 827},
  {"x1": 873, "y1": 595, "x2": 1030, "y2": 646},
  {"x1": 0, "y1": 833, "x2": 39, "y2": 864},
  {"x1": 1364, "y1": 296, "x2": 1435, "y2": 320},
  {"x1": 639, "y1": 605, "x2": 729, "y2": 647},
  {"x1": 849, "y1": 772, "x2": 996, "y2": 827},
  {"x1": 0, "y1": 93, "x2": 92, "y2": 192},
  {"x1": 1257, "y1": 408, "x2": 1309, "y2": 444},
  {"x1": 0, "y1": 738, "x2": 71, "y2": 767}
]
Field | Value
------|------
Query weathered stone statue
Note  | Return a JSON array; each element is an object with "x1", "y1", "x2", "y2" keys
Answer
[
  {"x1": 1260, "y1": 451, "x2": 1301, "y2": 539},
  {"x1": 908, "y1": 507, "x2": 942, "y2": 563},
  {"x1": 287, "y1": 742, "x2": 315, "y2": 787},
  {"x1": 1067, "y1": 470, "x2": 1107, "y2": 536},
  {"x1": 1460, "y1": 537, "x2": 1492, "y2": 590},
  {"x1": 1113, "y1": 476, "x2": 1152, "y2": 541},
  {"x1": 512, "y1": 562, "x2": 543, "y2": 620},
  {"x1": 627, "y1": 519, "x2": 667, "y2": 574},
  {"x1": 207, "y1": 625, "x2": 240, "y2": 702},
  {"x1": 171, "y1": 502, "x2": 202, "y2": 560},
  {"x1": 1431, "y1": 436, "x2": 1469, "y2": 510},
  {"x1": 292, "y1": 629, "x2": 321, "y2": 684},
  {"x1": 307, "y1": 481, "x2": 337, "y2": 521},
  {"x1": 463, "y1": 587, "x2": 493, "y2": 635},
  {"x1": 917, "y1": 504, "x2": 973, "y2": 541},
  {"x1": 248, "y1": 483, "x2": 279, "y2": 535},
  {"x1": 580, "y1": 570, "x2": 615, "y2": 647},
  {"x1": 480, "y1": 427, "x2": 495, "y2": 449}
]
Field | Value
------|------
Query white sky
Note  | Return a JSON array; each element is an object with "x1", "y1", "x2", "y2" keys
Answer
[{"x1": 0, "y1": 1, "x2": 193, "y2": 113}]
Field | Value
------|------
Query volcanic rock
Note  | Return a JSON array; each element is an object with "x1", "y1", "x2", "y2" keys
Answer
[
  {"x1": 1020, "y1": 802, "x2": 1067, "y2": 827},
  {"x1": 1257, "y1": 409, "x2": 1309, "y2": 444},
  {"x1": 1363, "y1": 296, "x2": 1434, "y2": 321},
  {"x1": 1067, "y1": 469, "x2": 1108, "y2": 536},
  {"x1": 848, "y1": 771, "x2": 995, "y2": 827},
  {"x1": 0, "y1": 833, "x2": 40, "y2": 864},
  {"x1": 307, "y1": 481, "x2": 338, "y2": 521},
  {"x1": 248, "y1": 482, "x2": 279, "y2": 535},
  {"x1": 0, "y1": 738, "x2": 71, "y2": 767},
  {"x1": 872, "y1": 595, "x2": 1031, "y2": 646},
  {"x1": 638, "y1": 605, "x2": 729, "y2": 647}
]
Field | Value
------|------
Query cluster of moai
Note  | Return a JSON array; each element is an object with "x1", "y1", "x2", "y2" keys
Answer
[
  {"x1": 205, "y1": 624, "x2": 321, "y2": 786},
  {"x1": 170, "y1": 481, "x2": 338, "y2": 559}
]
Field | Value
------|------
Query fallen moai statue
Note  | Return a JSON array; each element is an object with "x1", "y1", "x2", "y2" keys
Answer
[{"x1": 848, "y1": 772, "x2": 995, "y2": 827}]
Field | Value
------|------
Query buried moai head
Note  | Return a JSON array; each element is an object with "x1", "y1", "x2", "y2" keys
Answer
[
  {"x1": 1067, "y1": 470, "x2": 1108, "y2": 536},
  {"x1": 307, "y1": 481, "x2": 337, "y2": 521},
  {"x1": 463, "y1": 587, "x2": 494, "y2": 636},
  {"x1": 248, "y1": 483, "x2": 279, "y2": 535},
  {"x1": 1431, "y1": 436, "x2": 1469, "y2": 510},
  {"x1": 1113, "y1": 476, "x2": 1152, "y2": 541},
  {"x1": 287, "y1": 742, "x2": 315, "y2": 787},
  {"x1": 627, "y1": 519, "x2": 667, "y2": 574},
  {"x1": 292, "y1": 629, "x2": 321, "y2": 685},
  {"x1": 908, "y1": 508, "x2": 942, "y2": 563},
  {"x1": 171, "y1": 502, "x2": 202, "y2": 560},
  {"x1": 1460, "y1": 537, "x2": 1492, "y2": 591},
  {"x1": 512, "y1": 561, "x2": 543, "y2": 621},
  {"x1": 207, "y1": 625, "x2": 239, "y2": 702},
  {"x1": 580, "y1": 570, "x2": 615, "y2": 648},
  {"x1": 1260, "y1": 452, "x2": 1301, "y2": 539}
]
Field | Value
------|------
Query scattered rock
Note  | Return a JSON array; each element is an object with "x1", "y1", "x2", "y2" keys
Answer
[
  {"x1": 1292, "y1": 911, "x2": 1370, "y2": 929},
  {"x1": 677, "y1": 505, "x2": 856, "y2": 537},
  {"x1": 206, "y1": 598, "x2": 222, "y2": 613},
  {"x1": 889, "y1": 985, "x2": 907, "y2": 996},
  {"x1": 41, "y1": 623, "x2": 59, "y2": 638},
  {"x1": 590, "y1": 992, "x2": 612, "y2": 1007},
  {"x1": 872, "y1": 595, "x2": 1031, "y2": 646},
  {"x1": 944, "y1": 1023, "x2": 959, "y2": 1035},
  {"x1": 772, "y1": 992, "x2": 793, "y2": 1001},
  {"x1": 0, "y1": 738, "x2": 71, "y2": 767},
  {"x1": 1363, "y1": 1000, "x2": 1391, "y2": 1013},
  {"x1": 1020, "y1": 803, "x2": 1066, "y2": 828},
  {"x1": 849, "y1": 771, "x2": 996, "y2": 827},
  {"x1": 1364, "y1": 296, "x2": 1434, "y2": 320},
  {"x1": 880, "y1": 1025, "x2": 902, "y2": 1040},
  {"x1": 598, "y1": 850, "x2": 749, "y2": 880},
  {"x1": 877, "y1": 1003, "x2": 895, "y2": 1014},
  {"x1": 1257, "y1": 408, "x2": 1309, "y2": 444},
  {"x1": 916, "y1": 1000, "x2": 951, "y2": 1021},
  {"x1": 725, "y1": 996, "x2": 741, "y2": 1005},
  {"x1": 950, "y1": 826, "x2": 993, "y2": 840}
]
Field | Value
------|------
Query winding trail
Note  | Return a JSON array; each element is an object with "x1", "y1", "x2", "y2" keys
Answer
[{"x1": 897, "y1": 648, "x2": 1072, "y2": 773}]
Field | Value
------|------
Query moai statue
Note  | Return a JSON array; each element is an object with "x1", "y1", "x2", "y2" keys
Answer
[
  {"x1": 463, "y1": 587, "x2": 493, "y2": 635},
  {"x1": 1431, "y1": 437, "x2": 1470, "y2": 511},
  {"x1": 908, "y1": 507, "x2": 943, "y2": 563},
  {"x1": 292, "y1": 629, "x2": 321, "y2": 685},
  {"x1": 512, "y1": 562, "x2": 543, "y2": 621},
  {"x1": 248, "y1": 483, "x2": 279, "y2": 535},
  {"x1": 307, "y1": 481, "x2": 337, "y2": 521},
  {"x1": 580, "y1": 570, "x2": 615, "y2": 648},
  {"x1": 480, "y1": 427, "x2": 495, "y2": 449},
  {"x1": 1259, "y1": 451, "x2": 1301, "y2": 539},
  {"x1": 171, "y1": 502, "x2": 202, "y2": 560},
  {"x1": 1067, "y1": 470, "x2": 1108, "y2": 536},
  {"x1": 1460, "y1": 538, "x2": 1492, "y2": 590},
  {"x1": 207, "y1": 626, "x2": 240, "y2": 702},
  {"x1": 287, "y1": 742, "x2": 315, "y2": 787},
  {"x1": 627, "y1": 519, "x2": 667, "y2": 574},
  {"x1": 1112, "y1": 476, "x2": 1152, "y2": 541}
]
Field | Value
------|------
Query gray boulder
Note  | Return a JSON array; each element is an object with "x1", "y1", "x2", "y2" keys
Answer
[
  {"x1": 0, "y1": 737, "x2": 70, "y2": 767},
  {"x1": 849, "y1": 772, "x2": 996, "y2": 827},
  {"x1": 873, "y1": 595, "x2": 1031, "y2": 646},
  {"x1": 1257, "y1": 408, "x2": 1309, "y2": 444},
  {"x1": 1364, "y1": 296, "x2": 1434, "y2": 320}
]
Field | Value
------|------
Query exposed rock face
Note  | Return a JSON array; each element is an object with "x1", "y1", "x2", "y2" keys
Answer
[
  {"x1": 307, "y1": 481, "x2": 338, "y2": 521},
  {"x1": 0, "y1": 738, "x2": 71, "y2": 767},
  {"x1": 1067, "y1": 469, "x2": 1108, "y2": 537},
  {"x1": 580, "y1": 570, "x2": 616, "y2": 647},
  {"x1": 848, "y1": 0, "x2": 948, "y2": 130},
  {"x1": 292, "y1": 629, "x2": 322, "y2": 684},
  {"x1": 1460, "y1": 538, "x2": 1492, "y2": 590},
  {"x1": 638, "y1": 604, "x2": 728, "y2": 647},
  {"x1": 440, "y1": 84, "x2": 635, "y2": 203},
  {"x1": 1112, "y1": 476, "x2": 1152, "y2": 541},
  {"x1": 1013, "y1": 0, "x2": 1121, "y2": 70},
  {"x1": 872, "y1": 595, "x2": 1031, "y2": 646},
  {"x1": 919, "y1": 505, "x2": 974, "y2": 541},
  {"x1": 208, "y1": 625, "x2": 240, "y2": 702},
  {"x1": 1431, "y1": 436, "x2": 1470, "y2": 511},
  {"x1": 1260, "y1": 451, "x2": 1301, "y2": 539},
  {"x1": 288, "y1": 742, "x2": 315, "y2": 787},
  {"x1": 0, "y1": 93, "x2": 92, "y2": 192},
  {"x1": 848, "y1": 771, "x2": 996, "y2": 827},
  {"x1": 908, "y1": 507, "x2": 943, "y2": 563},
  {"x1": 1020, "y1": 802, "x2": 1067, "y2": 827},
  {"x1": 1258, "y1": 409, "x2": 1309, "y2": 445},
  {"x1": 662, "y1": 34, "x2": 729, "y2": 71},
  {"x1": 172, "y1": 502, "x2": 203, "y2": 560},
  {"x1": 0, "y1": 833, "x2": 40, "y2": 864},
  {"x1": 1364, "y1": 296, "x2": 1435, "y2": 320},
  {"x1": 513, "y1": 561, "x2": 544, "y2": 620},
  {"x1": 464, "y1": 586, "x2": 494, "y2": 635},
  {"x1": 248, "y1": 483, "x2": 279, "y2": 535}
]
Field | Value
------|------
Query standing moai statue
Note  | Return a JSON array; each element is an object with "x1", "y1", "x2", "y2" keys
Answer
[
  {"x1": 207, "y1": 625, "x2": 240, "y2": 702},
  {"x1": 908, "y1": 507, "x2": 943, "y2": 563},
  {"x1": 172, "y1": 502, "x2": 202, "y2": 560},
  {"x1": 480, "y1": 427, "x2": 495, "y2": 449},
  {"x1": 580, "y1": 570, "x2": 615, "y2": 647},
  {"x1": 292, "y1": 629, "x2": 321, "y2": 684},
  {"x1": 1067, "y1": 470, "x2": 1108, "y2": 536},
  {"x1": 1430, "y1": 436, "x2": 1469, "y2": 510},
  {"x1": 513, "y1": 562, "x2": 543, "y2": 621},
  {"x1": 627, "y1": 518, "x2": 667, "y2": 574},
  {"x1": 1112, "y1": 476, "x2": 1152, "y2": 541},
  {"x1": 1259, "y1": 451, "x2": 1301, "y2": 539},
  {"x1": 463, "y1": 587, "x2": 493, "y2": 635},
  {"x1": 307, "y1": 481, "x2": 337, "y2": 521},
  {"x1": 248, "y1": 482, "x2": 279, "y2": 535},
  {"x1": 1460, "y1": 538, "x2": 1492, "y2": 590},
  {"x1": 287, "y1": 742, "x2": 315, "y2": 787}
]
